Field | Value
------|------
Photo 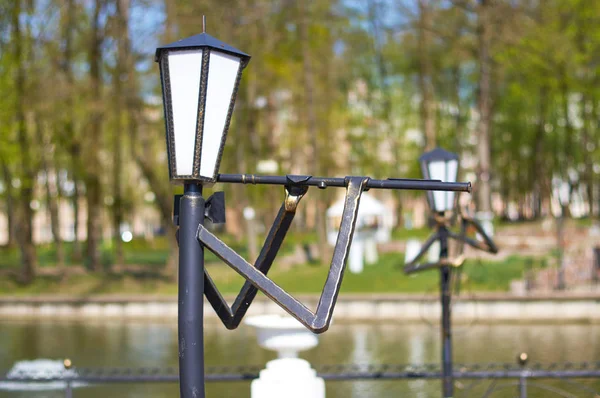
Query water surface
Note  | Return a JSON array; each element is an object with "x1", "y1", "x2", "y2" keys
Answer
[{"x1": 0, "y1": 319, "x2": 598, "y2": 397}]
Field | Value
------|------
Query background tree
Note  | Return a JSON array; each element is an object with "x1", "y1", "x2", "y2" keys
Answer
[{"x1": 0, "y1": 0, "x2": 599, "y2": 284}]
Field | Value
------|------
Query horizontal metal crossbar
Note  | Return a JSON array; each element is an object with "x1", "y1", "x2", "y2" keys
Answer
[
  {"x1": 216, "y1": 173, "x2": 471, "y2": 193},
  {"x1": 3, "y1": 362, "x2": 599, "y2": 383}
]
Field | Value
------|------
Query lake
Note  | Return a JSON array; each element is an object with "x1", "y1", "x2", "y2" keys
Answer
[{"x1": 0, "y1": 319, "x2": 598, "y2": 397}]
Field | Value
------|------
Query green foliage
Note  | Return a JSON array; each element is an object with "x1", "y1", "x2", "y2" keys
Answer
[{"x1": 1, "y1": 0, "x2": 600, "y2": 286}]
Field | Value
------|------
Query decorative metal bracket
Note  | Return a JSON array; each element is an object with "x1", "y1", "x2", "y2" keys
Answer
[
  {"x1": 403, "y1": 215, "x2": 498, "y2": 275},
  {"x1": 198, "y1": 176, "x2": 369, "y2": 333},
  {"x1": 455, "y1": 214, "x2": 498, "y2": 254},
  {"x1": 202, "y1": 184, "x2": 307, "y2": 329}
]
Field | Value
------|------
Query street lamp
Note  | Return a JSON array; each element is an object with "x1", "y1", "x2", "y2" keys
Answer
[
  {"x1": 155, "y1": 31, "x2": 250, "y2": 398},
  {"x1": 157, "y1": 32, "x2": 472, "y2": 398},
  {"x1": 405, "y1": 147, "x2": 497, "y2": 398},
  {"x1": 552, "y1": 177, "x2": 570, "y2": 290},
  {"x1": 419, "y1": 148, "x2": 459, "y2": 214}
]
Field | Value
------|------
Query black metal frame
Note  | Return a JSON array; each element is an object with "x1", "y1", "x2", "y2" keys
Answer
[
  {"x1": 197, "y1": 174, "x2": 470, "y2": 334},
  {"x1": 172, "y1": 173, "x2": 471, "y2": 398},
  {"x1": 403, "y1": 213, "x2": 498, "y2": 398},
  {"x1": 403, "y1": 214, "x2": 498, "y2": 274}
]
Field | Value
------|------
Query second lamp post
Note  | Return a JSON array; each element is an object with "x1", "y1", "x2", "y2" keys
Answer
[
  {"x1": 419, "y1": 148, "x2": 459, "y2": 398},
  {"x1": 405, "y1": 148, "x2": 498, "y2": 398}
]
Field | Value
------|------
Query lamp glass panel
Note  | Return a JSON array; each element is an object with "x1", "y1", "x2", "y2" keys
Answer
[
  {"x1": 559, "y1": 182, "x2": 570, "y2": 205},
  {"x1": 404, "y1": 239, "x2": 422, "y2": 264},
  {"x1": 445, "y1": 159, "x2": 458, "y2": 210},
  {"x1": 428, "y1": 240, "x2": 441, "y2": 263},
  {"x1": 428, "y1": 160, "x2": 447, "y2": 211},
  {"x1": 168, "y1": 49, "x2": 203, "y2": 176},
  {"x1": 200, "y1": 51, "x2": 241, "y2": 178}
]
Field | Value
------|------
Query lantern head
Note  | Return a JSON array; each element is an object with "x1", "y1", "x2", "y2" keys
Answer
[
  {"x1": 419, "y1": 148, "x2": 459, "y2": 213},
  {"x1": 156, "y1": 33, "x2": 250, "y2": 182}
]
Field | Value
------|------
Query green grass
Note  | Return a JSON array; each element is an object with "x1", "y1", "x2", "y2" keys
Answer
[
  {"x1": 257, "y1": 253, "x2": 535, "y2": 294},
  {"x1": 0, "y1": 223, "x2": 543, "y2": 296},
  {"x1": 0, "y1": 240, "x2": 170, "y2": 269},
  {"x1": 0, "y1": 227, "x2": 317, "y2": 271},
  {"x1": 0, "y1": 235, "x2": 252, "y2": 270},
  {"x1": 0, "y1": 251, "x2": 537, "y2": 296},
  {"x1": 573, "y1": 217, "x2": 599, "y2": 228}
]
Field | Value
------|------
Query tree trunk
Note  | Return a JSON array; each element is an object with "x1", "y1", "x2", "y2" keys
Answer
[
  {"x1": 452, "y1": 65, "x2": 463, "y2": 153},
  {"x1": 575, "y1": 13, "x2": 594, "y2": 218},
  {"x1": 60, "y1": 0, "x2": 82, "y2": 261},
  {"x1": 593, "y1": 92, "x2": 600, "y2": 218},
  {"x1": 368, "y1": 0, "x2": 392, "y2": 136},
  {"x1": 299, "y1": 1, "x2": 328, "y2": 262},
  {"x1": 476, "y1": 0, "x2": 493, "y2": 213},
  {"x1": 418, "y1": 0, "x2": 436, "y2": 150},
  {"x1": 37, "y1": 122, "x2": 64, "y2": 267},
  {"x1": 125, "y1": 1, "x2": 178, "y2": 278},
  {"x1": 531, "y1": 85, "x2": 547, "y2": 219},
  {"x1": 0, "y1": 157, "x2": 16, "y2": 248},
  {"x1": 111, "y1": 0, "x2": 130, "y2": 266},
  {"x1": 130, "y1": 115, "x2": 178, "y2": 277},
  {"x1": 85, "y1": 0, "x2": 105, "y2": 271},
  {"x1": 12, "y1": 0, "x2": 37, "y2": 283},
  {"x1": 581, "y1": 94, "x2": 594, "y2": 216},
  {"x1": 560, "y1": 64, "x2": 573, "y2": 172},
  {"x1": 368, "y1": 0, "x2": 404, "y2": 227},
  {"x1": 70, "y1": 154, "x2": 82, "y2": 261}
]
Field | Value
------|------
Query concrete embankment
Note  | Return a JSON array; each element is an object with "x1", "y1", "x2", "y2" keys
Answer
[{"x1": 0, "y1": 293, "x2": 598, "y2": 323}]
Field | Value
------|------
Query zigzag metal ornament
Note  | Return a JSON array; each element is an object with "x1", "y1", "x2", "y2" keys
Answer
[
  {"x1": 403, "y1": 213, "x2": 498, "y2": 275},
  {"x1": 198, "y1": 176, "x2": 369, "y2": 333},
  {"x1": 202, "y1": 184, "x2": 307, "y2": 329}
]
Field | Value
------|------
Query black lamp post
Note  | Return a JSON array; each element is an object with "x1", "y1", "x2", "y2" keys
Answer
[
  {"x1": 405, "y1": 147, "x2": 498, "y2": 398},
  {"x1": 421, "y1": 148, "x2": 458, "y2": 398},
  {"x1": 552, "y1": 177, "x2": 570, "y2": 290},
  {"x1": 156, "y1": 32, "x2": 472, "y2": 398},
  {"x1": 155, "y1": 32, "x2": 250, "y2": 398}
]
